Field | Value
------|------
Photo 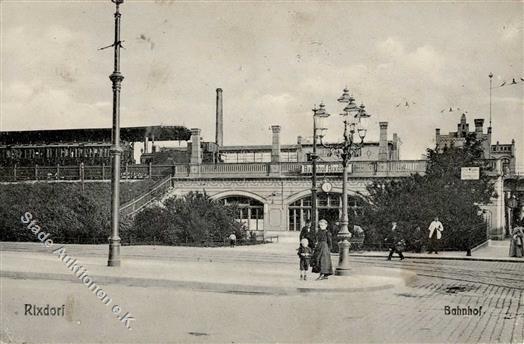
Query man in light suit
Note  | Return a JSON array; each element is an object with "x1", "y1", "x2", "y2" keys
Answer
[{"x1": 428, "y1": 216, "x2": 444, "y2": 254}]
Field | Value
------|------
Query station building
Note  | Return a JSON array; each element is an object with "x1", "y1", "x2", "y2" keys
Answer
[
  {"x1": 436, "y1": 113, "x2": 516, "y2": 174},
  {"x1": 1, "y1": 90, "x2": 519, "y2": 238}
]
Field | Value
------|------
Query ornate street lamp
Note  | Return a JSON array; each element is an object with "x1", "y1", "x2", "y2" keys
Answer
[
  {"x1": 107, "y1": 0, "x2": 125, "y2": 267},
  {"x1": 311, "y1": 103, "x2": 330, "y2": 233},
  {"x1": 317, "y1": 88, "x2": 371, "y2": 276}
]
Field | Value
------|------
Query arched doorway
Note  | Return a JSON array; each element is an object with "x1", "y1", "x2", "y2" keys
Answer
[
  {"x1": 218, "y1": 196, "x2": 264, "y2": 230},
  {"x1": 501, "y1": 158, "x2": 511, "y2": 175},
  {"x1": 288, "y1": 192, "x2": 364, "y2": 231}
]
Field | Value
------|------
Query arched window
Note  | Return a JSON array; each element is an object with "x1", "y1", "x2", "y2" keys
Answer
[
  {"x1": 288, "y1": 193, "x2": 364, "y2": 231},
  {"x1": 218, "y1": 196, "x2": 264, "y2": 231}
]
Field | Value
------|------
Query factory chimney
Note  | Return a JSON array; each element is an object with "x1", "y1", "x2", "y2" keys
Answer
[
  {"x1": 474, "y1": 118, "x2": 484, "y2": 133},
  {"x1": 215, "y1": 88, "x2": 223, "y2": 147},
  {"x1": 378, "y1": 122, "x2": 389, "y2": 161}
]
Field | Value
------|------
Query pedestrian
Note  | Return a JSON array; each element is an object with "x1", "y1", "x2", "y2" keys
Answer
[
  {"x1": 299, "y1": 220, "x2": 316, "y2": 250},
  {"x1": 517, "y1": 211, "x2": 524, "y2": 227},
  {"x1": 330, "y1": 221, "x2": 340, "y2": 253},
  {"x1": 313, "y1": 219, "x2": 334, "y2": 280},
  {"x1": 509, "y1": 226, "x2": 524, "y2": 258},
  {"x1": 352, "y1": 225, "x2": 365, "y2": 251},
  {"x1": 428, "y1": 216, "x2": 444, "y2": 254},
  {"x1": 385, "y1": 222, "x2": 405, "y2": 260},
  {"x1": 228, "y1": 232, "x2": 237, "y2": 247},
  {"x1": 297, "y1": 238, "x2": 313, "y2": 280},
  {"x1": 411, "y1": 225, "x2": 423, "y2": 253}
]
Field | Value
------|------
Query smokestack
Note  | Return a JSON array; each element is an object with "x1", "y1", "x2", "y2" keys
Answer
[
  {"x1": 378, "y1": 122, "x2": 388, "y2": 161},
  {"x1": 271, "y1": 125, "x2": 281, "y2": 163},
  {"x1": 190, "y1": 128, "x2": 202, "y2": 164},
  {"x1": 215, "y1": 88, "x2": 223, "y2": 147},
  {"x1": 392, "y1": 133, "x2": 399, "y2": 160},
  {"x1": 474, "y1": 118, "x2": 484, "y2": 133}
]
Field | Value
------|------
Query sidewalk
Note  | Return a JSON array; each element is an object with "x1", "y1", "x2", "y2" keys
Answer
[
  {"x1": 349, "y1": 239, "x2": 524, "y2": 262},
  {"x1": 263, "y1": 232, "x2": 523, "y2": 262},
  {"x1": 266, "y1": 231, "x2": 523, "y2": 262},
  {"x1": 0, "y1": 250, "x2": 414, "y2": 295}
]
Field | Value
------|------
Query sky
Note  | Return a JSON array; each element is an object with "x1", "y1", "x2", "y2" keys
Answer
[{"x1": 1, "y1": 1, "x2": 523, "y2": 167}]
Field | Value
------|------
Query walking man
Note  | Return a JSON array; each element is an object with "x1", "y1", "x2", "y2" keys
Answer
[
  {"x1": 385, "y1": 222, "x2": 405, "y2": 261},
  {"x1": 428, "y1": 216, "x2": 444, "y2": 254}
]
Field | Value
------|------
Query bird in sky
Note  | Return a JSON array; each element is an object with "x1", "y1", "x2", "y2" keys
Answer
[
  {"x1": 395, "y1": 99, "x2": 416, "y2": 108},
  {"x1": 499, "y1": 81, "x2": 506, "y2": 87},
  {"x1": 511, "y1": 78, "x2": 518, "y2": 85}
]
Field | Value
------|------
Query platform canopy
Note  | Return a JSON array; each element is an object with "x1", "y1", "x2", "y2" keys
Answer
[{"x1": 0, "y1": 125, "x2": 192, "y2": 145}]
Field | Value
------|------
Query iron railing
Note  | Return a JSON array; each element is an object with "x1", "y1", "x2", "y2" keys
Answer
[
  {"x1": 0, "y1": 159, "x2": 505, "y2": 183},
  {"x1": 119, "y1": 175, "x2": 174, "y2": 218}
]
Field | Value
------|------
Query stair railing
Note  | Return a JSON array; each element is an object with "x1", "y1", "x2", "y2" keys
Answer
[{"x1": 120, "y1": 175, "x2": 174, "y2": 218}]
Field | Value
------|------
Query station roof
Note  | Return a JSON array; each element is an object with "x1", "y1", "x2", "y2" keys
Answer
[{"x1": 0, "y1": 125, "x2": 192, "y2": 145}]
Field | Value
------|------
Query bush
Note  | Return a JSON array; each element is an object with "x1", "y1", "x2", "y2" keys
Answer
[
  {"x1": 0, "y1": 180, "x2": 155, "y2": 244},
  {"x1": 125, "y1": 191, "x2": 243, "y2": 245}
]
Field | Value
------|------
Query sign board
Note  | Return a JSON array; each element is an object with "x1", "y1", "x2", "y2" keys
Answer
[
  {"x1": 461, "y1": 167, "x2": 480, "y2": 180},
  {"x1": 301, "y1": 163, "x2": 351, "y2": 174}
]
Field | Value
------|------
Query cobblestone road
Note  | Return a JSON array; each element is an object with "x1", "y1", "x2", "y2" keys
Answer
[{"x1": 1, "y1": 242, "x2": 523, "y2": 343}]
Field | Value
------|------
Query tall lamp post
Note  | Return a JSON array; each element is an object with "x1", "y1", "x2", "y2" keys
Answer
[
  {"x1": 108, "y1": 0, "x2": 125, "y2": 267},
  {"x1": 311, "y1": 103, "x2": 329, "y2": 233},
  {"x1": 317, "y1": 88, "x2": 370, "y2": 276}
]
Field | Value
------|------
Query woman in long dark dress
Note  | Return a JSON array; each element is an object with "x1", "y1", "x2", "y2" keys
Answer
[
  {"x1": 509, "y1": 226, "x2": 524, "y2": 258},
  {"x1": 314, "y1": 219, "x2": 334, "y2": 280}
]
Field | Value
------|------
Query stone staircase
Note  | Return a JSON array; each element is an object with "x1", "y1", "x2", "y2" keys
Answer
[{"x1": 119, "y1": 175, "x2": 174, "y2": 217}]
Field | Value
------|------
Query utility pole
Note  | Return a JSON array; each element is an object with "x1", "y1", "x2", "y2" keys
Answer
[
  {"x1": 489, "y1": 72, "x2": 493, "y2": 127},
  {"x1": 107, "y1": 0, "x2": 125, "y2": 267}
]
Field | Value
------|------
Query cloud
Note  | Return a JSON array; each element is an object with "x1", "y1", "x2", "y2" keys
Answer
[
  {"x1": 500, "y1": 21, "x2": 523, "y2": 42},
  {"x1": 376, "y1": 38, "x2": 446, "y2": 85},
  {"x1": 376, "y1": 37, "x2": 405, "y2": 57},
  {"x1": 55, "y1": 66, "x2": 77, "y2": 83},
  {"x1": 45, "y1": 25, "x2": 75, "y2": 44},
  {"x1": 1, "y1": 3, "x2": 522, "y2": 163},
  {"x1": 2, "y1": 81, "x2": 110, "y2": 130}
]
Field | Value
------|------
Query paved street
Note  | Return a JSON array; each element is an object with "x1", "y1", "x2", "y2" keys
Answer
[{"x1": 1, "y1": 242, "x2": 523, "y2": 343}]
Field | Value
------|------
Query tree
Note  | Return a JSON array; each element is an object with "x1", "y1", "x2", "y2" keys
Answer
[{"x1": 362, "y1": 133, "x2": 496, "y2": 251}]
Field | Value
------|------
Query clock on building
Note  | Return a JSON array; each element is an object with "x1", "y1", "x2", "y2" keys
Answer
[{"x1": 321, "y1": 182, "x2": 332, "y2": 193}]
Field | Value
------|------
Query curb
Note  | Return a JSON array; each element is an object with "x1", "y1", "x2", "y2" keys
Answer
[
  {"x1": 471, "y1": 240, "x2": 489, "y2": 252},
  {"x1": 0, "y1": 270, "x2": 408, "y2": 295},
  {"x1": 348, "y1": 253, "x2": 523, "y2": 263}
]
